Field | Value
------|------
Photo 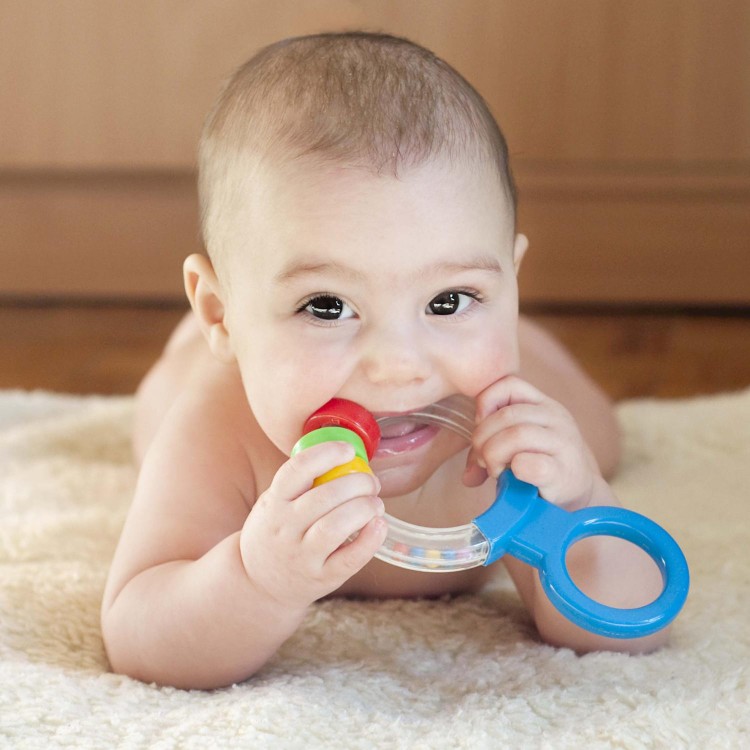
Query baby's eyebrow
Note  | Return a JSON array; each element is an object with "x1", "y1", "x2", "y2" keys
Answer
[
  {"x1": 274, "y1": 255, "x2": 503, "y2": 286},
  {"x1": 432, "y1": 256, "x2": 504, "y2": 277},
  {"x1": 274, "y1": 260, "x2": 367, "y2": 285}
]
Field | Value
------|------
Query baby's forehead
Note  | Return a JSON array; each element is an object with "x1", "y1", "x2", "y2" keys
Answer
[
  {"x1": 252, "y1": 158, "x2": 509, "y2": 234},
  {"x1": 225, "y1": 155, "x2": 515, "y2": 280}
]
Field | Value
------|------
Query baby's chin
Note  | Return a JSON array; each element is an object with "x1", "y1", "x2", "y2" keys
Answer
[{"x1": 374, "y1": 464, "x2": 435, "y2": 499}]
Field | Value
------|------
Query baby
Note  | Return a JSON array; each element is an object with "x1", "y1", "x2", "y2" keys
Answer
[{"x1": 101, "y1": 31, "x2": 665, "y2": 690}]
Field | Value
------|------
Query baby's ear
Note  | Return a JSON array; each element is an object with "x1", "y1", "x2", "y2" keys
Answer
[
  {"x1": 512, "y1": 233, "x2": 529, "y2": 274},
  {"x1": 183, "y1": 254, "x2": 235, "y2": 363}
]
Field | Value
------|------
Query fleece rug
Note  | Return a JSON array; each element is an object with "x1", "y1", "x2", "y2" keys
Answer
[{"x1": 0, "y1": 388, "x2": 748, "y2": 749}]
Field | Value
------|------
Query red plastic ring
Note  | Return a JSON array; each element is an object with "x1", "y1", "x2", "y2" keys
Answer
[{"x1": 302, "y1": 398, "x2": 381, "y2": 460}]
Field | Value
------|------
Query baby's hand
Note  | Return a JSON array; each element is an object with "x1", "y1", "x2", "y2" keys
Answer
[
  {"x1": 239, "y1": 441, "x2": 386, "y2": 610},
  {"x1": 463, "y1": 375, "x2": 600, "y2": 509}
]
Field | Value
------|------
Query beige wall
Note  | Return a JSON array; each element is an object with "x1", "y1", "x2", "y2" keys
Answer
[{"x1": 2, "y1": 0, "x2": 749, "y2": 303}]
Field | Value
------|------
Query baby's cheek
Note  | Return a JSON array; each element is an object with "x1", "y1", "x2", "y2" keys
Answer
[
  {"x1": 236, "y1": 384, "x2": 304, "y2": 457},
  {"x1": 462, "y1": 344, "x2": 519, "y2": 398}
]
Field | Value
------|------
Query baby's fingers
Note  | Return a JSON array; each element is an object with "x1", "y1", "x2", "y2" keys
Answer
[
  {"x1": 474, "y1": 375, "x2": 547, "y2": 421},
  {"x1": 465, "y1": 403, "x2": 553, "y2": 484},
  {"x1": 293, "y1": 470, "x2": 382, "y2": 528},
  {"x1": 509, "y1": 452, "x2": 559, "y2": 491},
  {"x1": 475, "y1": 423, "x2": 559, "y2": 478},
  {"x1": 462, "y1": 454, "x2": 489, "y2": 487},
  {"x1": 472, "y1": 402, "x2": 553, "y2": 446},
  {"x1": 270, "y1": 441, "x2": 357, "y2": 501},
  {"x1": 303, "y1": 494, "x2": 385, "y2": 559},
  {"x1": 324, "y1": 516, "x2": 388, "y2": 580}
]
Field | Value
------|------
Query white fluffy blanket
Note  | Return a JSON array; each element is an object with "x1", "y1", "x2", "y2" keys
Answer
[{"x1": 1, "y1": 388, "x2": 749, "y2": 748}]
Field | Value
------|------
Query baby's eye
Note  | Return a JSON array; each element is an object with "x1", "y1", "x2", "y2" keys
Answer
[
  {"x1": 300, "y1": 294, "x2": 355, "y2": 321},
  {"x1": 426, "y1": 290, "x2": 478, "y2": 316}
]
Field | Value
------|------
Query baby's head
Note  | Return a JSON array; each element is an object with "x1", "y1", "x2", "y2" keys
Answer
[
  {"x1": 186, "y1": 31, "x2": 529, "y2": 484},
  {"x1": 197, "y1": 31, "x2": 518, "y2": 292}
]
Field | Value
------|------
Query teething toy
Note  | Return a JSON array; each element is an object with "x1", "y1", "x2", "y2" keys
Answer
[{"x1": 294, "y1": 397, "x2": 690, "y2": 639}]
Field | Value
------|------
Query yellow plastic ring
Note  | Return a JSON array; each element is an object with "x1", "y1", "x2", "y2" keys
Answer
[{"x1": 313, "y1": 456, "x2": 373, "y2": 487}]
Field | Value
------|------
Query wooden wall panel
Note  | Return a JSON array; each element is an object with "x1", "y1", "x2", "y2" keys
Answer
[
  {"x1": 1, "y1": 0, "x2": 748, "y2": 303},
  {"x1": 517, "y1": 166, "x2": 750, "y2": 305},
  {"x1": 1, "y1": 173, "x2": 198, "y2": 298},
  {"x1": 3, "y1": 0, "x2": 748, "y2": 168}
]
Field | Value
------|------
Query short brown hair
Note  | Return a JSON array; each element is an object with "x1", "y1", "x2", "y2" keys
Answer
[{"x1": 199, "y1": 31, "x2": 516, "y2": 279}]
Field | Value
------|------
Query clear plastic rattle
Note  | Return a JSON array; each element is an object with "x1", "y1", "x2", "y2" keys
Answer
[{"x1": 292, "y1": 397, "x2": 690, "y2": 639}]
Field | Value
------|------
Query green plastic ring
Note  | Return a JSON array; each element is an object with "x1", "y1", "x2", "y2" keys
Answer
[{"x1": 291, "y1": 426, "x2": 369, "y2": 463}]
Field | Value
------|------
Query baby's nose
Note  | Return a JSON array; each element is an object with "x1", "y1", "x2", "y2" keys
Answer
[{"x1": 360, "y1": 323, "x2": 431, "y2": 386}]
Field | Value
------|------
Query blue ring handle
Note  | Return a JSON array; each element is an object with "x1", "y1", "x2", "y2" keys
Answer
[{"x1": 473, "y1": 470, "x2": 690, "y2": 638}]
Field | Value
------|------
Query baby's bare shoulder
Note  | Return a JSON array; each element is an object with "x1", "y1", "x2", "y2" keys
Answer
[
  {"x1": 154, "y1": 360, "x2": 262, "y2": 511},
  {"x1": 118, "y1": 368, "x2": 255, "y2": 575},
  {"x1": 104, "y1": 362, "x2": 260, "y2": 607}
]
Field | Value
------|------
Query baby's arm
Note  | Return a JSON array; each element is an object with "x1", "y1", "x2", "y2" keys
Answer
[
  {"x1": 465, "y1": 375, "x2": 667, "y2": 654},
  {"x1": 101, "y1": 374, "x2": 384, "y2": 689}
]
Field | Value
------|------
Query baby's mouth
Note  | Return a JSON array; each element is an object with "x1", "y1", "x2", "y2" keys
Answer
[
  {"x1": 374, "y1": 414, "x2": 440, "y2": 457},
  {"x1": 371, "y1": 395, "x2": 476, "y2": 458}
]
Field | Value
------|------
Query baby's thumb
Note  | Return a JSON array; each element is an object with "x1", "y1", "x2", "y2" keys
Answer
[{"x1": 462, "y1": 447, "x2": 488, "y2": 487}]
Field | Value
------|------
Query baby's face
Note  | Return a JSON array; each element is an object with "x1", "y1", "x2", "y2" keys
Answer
[{"x1": 222, "y1": 156, "x2": 525, "y2": 495}]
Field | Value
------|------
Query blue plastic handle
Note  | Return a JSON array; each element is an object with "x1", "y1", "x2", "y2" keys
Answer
[{"x1": 473, "y1": 470, "x2": 690, "y2": 639}]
